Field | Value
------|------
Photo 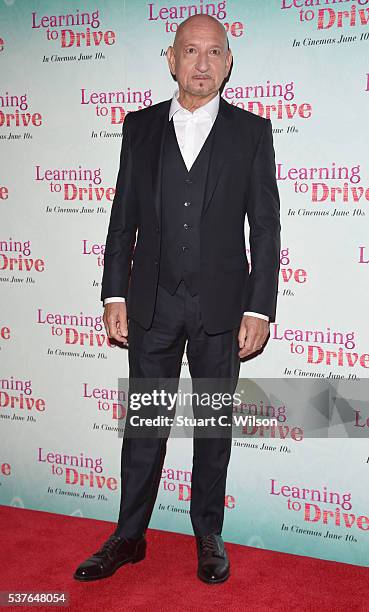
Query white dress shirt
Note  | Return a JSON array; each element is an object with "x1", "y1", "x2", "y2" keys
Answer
[{"x1": 104, "y1": 89, "x2": 269, "y2": 322}]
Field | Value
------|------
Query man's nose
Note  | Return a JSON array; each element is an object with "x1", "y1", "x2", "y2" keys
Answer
[{"x1": 195, "y1": 52, "x2": 211, "y2": 72}]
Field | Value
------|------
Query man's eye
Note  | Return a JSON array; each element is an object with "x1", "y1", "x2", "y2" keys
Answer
[
  {"x1": 210, "y1": 49, "x2": 221, "y2": 55},
  {"x1": 186, "y1": 47, "x2": 196, "y2": 53}
]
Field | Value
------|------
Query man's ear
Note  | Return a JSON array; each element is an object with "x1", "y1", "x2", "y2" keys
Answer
[
  {"x1": 225, "y1": 50, "x2": 233, "y2": 77},
  {"x1": 166, "y1": 45, "x2": 176, "y2": 76}
]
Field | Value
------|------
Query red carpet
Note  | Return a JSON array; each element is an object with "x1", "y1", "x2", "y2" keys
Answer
[{"x1": 1, "y1": 505, "x2": 368, "y2": 612}]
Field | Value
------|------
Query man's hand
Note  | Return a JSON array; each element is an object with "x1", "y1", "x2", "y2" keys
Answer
[
  {"x1": 103, "y1": 302, "x2": 128, "y2": 346},
  {"x1": 238, "y1": 315, "x2": 269, "y2": 359}
]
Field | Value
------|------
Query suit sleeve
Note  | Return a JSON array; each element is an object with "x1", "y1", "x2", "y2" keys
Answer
[
  {"x1": 101, "y1": 113, "x2": 138, "y2": 302},
  {"x1": 243, "y1": 119, "x2": 281, "y2": 322}
]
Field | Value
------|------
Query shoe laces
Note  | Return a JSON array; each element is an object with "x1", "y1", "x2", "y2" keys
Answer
[
  {"x1": 198, "y1": 534, "x2": 222, "y2": 557},
  {"x1": 95, "y1": 535, "x2": 122, "y2": 559}
]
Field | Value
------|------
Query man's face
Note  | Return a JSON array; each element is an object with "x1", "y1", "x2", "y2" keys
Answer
[{"x1": 167, "y1": 18, "x2": 232, "y2": 98}]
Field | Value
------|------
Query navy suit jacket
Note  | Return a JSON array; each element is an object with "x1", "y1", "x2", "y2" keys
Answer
[{"x1": 101, "y1": 95, "x2": 281, "y2": 334}]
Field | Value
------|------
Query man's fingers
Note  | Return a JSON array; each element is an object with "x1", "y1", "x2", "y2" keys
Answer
[
  {"x1": 116, "y1": 319, "x2": 129, "y2": 343},
  {"x1": 238, "y1": 324, "x2": 247, "y2": 348},
  {"x1": 238, "y1": 316, "x2": 269, "y2": 358},
  {"x1": 117, "y1": 321, "x2": 128, "y2": 337},
  {"x1": 103, "y1": 315, "x2": 110, "y2": 339},
  {"x1": 239, "y1": 339, "x2": 257, "y2": 358},
  {"x1": 108, "y1": 314, "x2": 126, "y2": 341},
  {"x1": 239, "y1": 344, "x2": 259, "y2": 358},
  {"x1": 238, "y1": 328, "x2": 256, "y2": 358},
  {"x1": 239, "y1": 325, "x2": 257, "y2": 349},
  {"x1": 103, "y1": 303, "x2": 128, "y2": 344}
]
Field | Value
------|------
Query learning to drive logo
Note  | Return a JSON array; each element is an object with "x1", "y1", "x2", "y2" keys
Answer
[
  {"x1": 281, "y1": 0, "x2": 369, "y2": 32},
  {"x1": 35, "y1": 164, "x2": 116, "y2": 206},
  {"x1": 148, "y1": 0, "x2": 244, "y2": 38},
  {"x1": 271, "y1": 324, "x2": 368, "y2": 372},
  {"x1": 81, "y1": 87, "x2": 153, "y2": 123},
  {"x1": 31, "y1": 8, "x2": 116, "y2": 49},
  {"x1": 36, "y1": 308, "x2": 113, "y2": 350},
  {"x1": 271, "y1": 477, "x2": 366, "y2": 539},
  {"x1": 278, "y1": 160, "x2": 369, "y2": 210},
  {"x1": 0, "y1": 376, "x2": 46, "y2": 420},
  {"x1": 160, "y1": 464, "x2": 236, "y2": 508},
  {"x1": 224, "y1": 80, "x2": 313, "y2": 121},
  {"x1": 0, "y1": 238, "x2": 46, "y2": 275},
  {"x1": 0, "y1": 92, "x2": 43, "y2": 130},
  {"x1": 83, "y1": 381, "x2": 127, "y2": 425},
  {"x1": 37, "y1": 446, "x2": 118, "y2": 496},
  {"x1": 233, "y1": 398, "x2": 305, "y2": 443}
]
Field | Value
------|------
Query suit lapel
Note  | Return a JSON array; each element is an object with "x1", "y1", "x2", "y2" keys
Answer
[
  {"x1": 148, "y1": 100, "x2": 170, "y2": 229},
  {"x1": 201, "y1": 95, "x2": 233, "y2": 219},
  {"x1": 147, "y1": 95, "x2": 235, "y2": 228}
]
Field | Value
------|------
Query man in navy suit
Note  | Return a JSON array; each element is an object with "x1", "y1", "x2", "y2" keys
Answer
[{"x1": 74, "y1": 13, "x2": 280, "y2": 584}]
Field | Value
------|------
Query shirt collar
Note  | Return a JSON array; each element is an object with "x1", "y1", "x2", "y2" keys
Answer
[{"x1": 169, "y1": 88, "x2": 220, "y2": 122}]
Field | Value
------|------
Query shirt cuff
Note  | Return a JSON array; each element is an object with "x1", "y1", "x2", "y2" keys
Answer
[
  {"x1": 103, "y1": 297, "x2": 125, "y2": 306},
  {"x1": 243, "y1": 311, "x2": 269, "y2": 322}
]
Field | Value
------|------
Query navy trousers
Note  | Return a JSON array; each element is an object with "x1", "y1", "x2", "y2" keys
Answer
[{"x1": 114, "y1": 280, "x2": 241, "y2": 538}]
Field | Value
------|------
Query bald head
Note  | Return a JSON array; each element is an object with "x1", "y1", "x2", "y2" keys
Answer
[{"x1": 173, "y1": 14, "x2": 229, "y2": 52}]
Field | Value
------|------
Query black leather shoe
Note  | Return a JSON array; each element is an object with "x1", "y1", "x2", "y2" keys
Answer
[
  {"x1": 196, "y1": 534, "x2": 230, "y2": 584},
  {"x1": 73, "y1": 534, "x2": 146, "y2": 581}
]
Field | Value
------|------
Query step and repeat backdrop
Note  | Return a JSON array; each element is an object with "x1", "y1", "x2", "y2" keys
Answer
[{"x1": 1, "y1": 0, "x2": 369, "y2": 568}]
